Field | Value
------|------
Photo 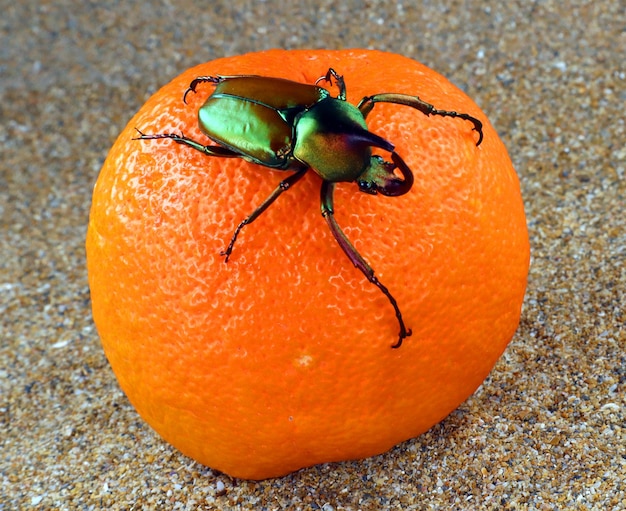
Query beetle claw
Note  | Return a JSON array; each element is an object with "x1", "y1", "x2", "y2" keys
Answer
[
  {"x1": 183, "y1": 86, "x2": 196, "y2": 104},
  {"x1": 391, "y1": 328, "x2": 412, "y2": 349},
  {"x1": 315, "y1": 68, "x2": 346, "y2": 100},
  {"x1": 183, "y1": 76, "x2": 223, "y2": 104}
]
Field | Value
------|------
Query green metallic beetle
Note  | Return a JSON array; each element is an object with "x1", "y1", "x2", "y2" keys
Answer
[{"x1": 136, "y1": 68, "x2": 483, "y2": 348}]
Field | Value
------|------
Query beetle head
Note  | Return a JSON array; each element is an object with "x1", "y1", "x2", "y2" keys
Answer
[
  {"x1": 293, "y1": 97, "x2": 413, "y2": 197},
  {"x1": 357, "y1": 151, "x2": 414, "y2": 197}
]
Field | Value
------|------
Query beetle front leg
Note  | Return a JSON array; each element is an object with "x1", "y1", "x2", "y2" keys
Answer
[
  {"x1": 320, "y1": 181, "x2": 412, "y2": 348},
  {"x1": 357, "y1": 152, "x2": 415, "y2": 197},
  {"x1": 221, "y1": 169, "x2": 308, "y2": 262},
  {"x1": 134, "y1": 129, "x2": 240, "y2": 158},
  {"x1": 357, "y1": 93, "x2": 484, "y2": 146}
]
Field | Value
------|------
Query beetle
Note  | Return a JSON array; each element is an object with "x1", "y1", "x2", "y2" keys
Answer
[{"x1": 136, "y1": 68, "x2": 483, "y2": 348}]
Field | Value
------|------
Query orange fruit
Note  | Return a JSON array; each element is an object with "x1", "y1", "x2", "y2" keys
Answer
[{"x1": 87, "y1": 49, "x2": 529, "y2": 480}]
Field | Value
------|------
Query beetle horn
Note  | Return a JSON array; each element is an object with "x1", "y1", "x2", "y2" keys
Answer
[{"x1": 343, "y1": 126, "x2": 395, "y2": 153}]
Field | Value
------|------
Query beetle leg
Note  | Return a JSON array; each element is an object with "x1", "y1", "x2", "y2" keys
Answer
[
  {"x1": 315, "y1": 68, "x2": 346, "y2": 101},
  {"x1": 357, "y1": 93, "x2": 483, "y2": 146},
  {"x1": 134, "y1": 129, "x2": 239, "y2": 158},
  {"x1": 320, "y1": 181, "x2": 412, "y2": 348},
  {"x1": 183, "y1": 76, "x2": 224, "y2": 104},
  {"x1": 221, "y1": 169, "x2": 308, "y2": 262}
]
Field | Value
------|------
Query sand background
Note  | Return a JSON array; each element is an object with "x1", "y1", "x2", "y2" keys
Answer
[{"x1": 2, "y1": 1, "x2": 624, "y2": 509}]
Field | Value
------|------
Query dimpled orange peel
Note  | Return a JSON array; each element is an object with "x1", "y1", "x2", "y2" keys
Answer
[{"x1": 86, "y1": 49, "x2": 530, "y2": 480}]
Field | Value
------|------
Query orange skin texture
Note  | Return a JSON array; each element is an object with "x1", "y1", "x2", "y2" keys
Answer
[{"x1": 87, "y1": 49, "x2": 530, "y2": 480}]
